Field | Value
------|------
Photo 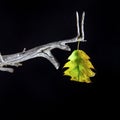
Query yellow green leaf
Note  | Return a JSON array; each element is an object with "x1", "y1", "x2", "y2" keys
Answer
[{"x1": 63, "y1": 50, "x2": 95, "y2": 83}]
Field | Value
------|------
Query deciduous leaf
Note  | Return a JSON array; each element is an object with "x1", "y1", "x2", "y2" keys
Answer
[{"x1": 63, "y1": 50, "x2": 95, "y2": 83}]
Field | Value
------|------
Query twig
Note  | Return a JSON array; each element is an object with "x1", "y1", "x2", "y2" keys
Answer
[{"x1": 0, "y1": 11, "x2": 86, "y2": 72}]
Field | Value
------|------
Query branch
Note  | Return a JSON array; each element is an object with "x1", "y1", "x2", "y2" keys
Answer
[{"x1": 0, "y1": 12, "x2": 86, "y2": 72}]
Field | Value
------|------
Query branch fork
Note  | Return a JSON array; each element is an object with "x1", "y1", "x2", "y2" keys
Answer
[{"x1": 0, "y1": 11, "x2": 86, "y2": 72}]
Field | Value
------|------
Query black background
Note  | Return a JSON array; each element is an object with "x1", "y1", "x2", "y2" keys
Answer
[{"x1": 0, "y1": 0, "x2": 119, "y2": 118}]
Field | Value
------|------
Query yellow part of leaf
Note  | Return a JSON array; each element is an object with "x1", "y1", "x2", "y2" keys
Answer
[{"x1": 63, "y1": 50, "x2": 95, "y2": 83}]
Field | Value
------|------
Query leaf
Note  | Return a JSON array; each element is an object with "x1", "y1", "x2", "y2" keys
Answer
[{"x1": 63, "y1": 50, "x2": 95, "y2": 83}]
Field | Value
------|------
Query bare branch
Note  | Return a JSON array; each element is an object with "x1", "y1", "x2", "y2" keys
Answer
[
  {"x1": 0, "y1": 12, "x2": 86, "y2": 72},
  {"x1": 81, "y1": 11, "x2": 85, "y2": 40},
  {"x1": 76, "y1": 11, "x2": 80, "y2": 37}
]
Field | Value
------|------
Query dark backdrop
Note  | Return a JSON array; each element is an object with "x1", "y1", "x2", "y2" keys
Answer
[{"x1": 0, "y1": 0, "x2": 119, "y2": 118}]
